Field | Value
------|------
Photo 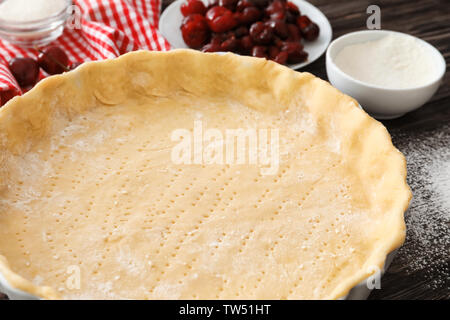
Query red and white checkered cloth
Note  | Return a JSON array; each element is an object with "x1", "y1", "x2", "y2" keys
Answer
[{"x1": 0, "y1": 0, "x2": 171, "y2": 105}]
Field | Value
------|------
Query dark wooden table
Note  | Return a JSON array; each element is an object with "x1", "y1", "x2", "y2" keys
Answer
[{"x1": 1, "y1": 0, "x2": 448, "y2": 301}]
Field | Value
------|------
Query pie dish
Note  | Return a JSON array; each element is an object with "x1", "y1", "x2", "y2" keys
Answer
[{"x1": 0, "y1": 49, "x2": 411, "y2": 299}]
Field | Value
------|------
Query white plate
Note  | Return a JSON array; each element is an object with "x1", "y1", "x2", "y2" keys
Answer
[{"x1": 159, "y1": 0, "x2": 332, "y2": 69}]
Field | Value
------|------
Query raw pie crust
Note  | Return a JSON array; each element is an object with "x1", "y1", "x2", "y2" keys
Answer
[{"x1": 0, "y1": 50, "x2": 411, "y2": 299}]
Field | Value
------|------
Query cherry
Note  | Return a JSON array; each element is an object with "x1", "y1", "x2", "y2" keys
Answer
[
  {"x1": 206, "y1": 6, "x2": 237, "y2": 33},
  {"x1": 265, "y1": 0, "x2": 285, "y2": 16},
  {"x1": 251, "y1": 0, "x2": 269, "y2": 8},
  {"x1": 296, "y1": 15, "x2": 312, "y2": 30},
  {"x1": 182, "y1": 14, "x2": 196, "y2": 25},
  {"x1": 251, "y1": 45, "x2": 267, "y2": 58},
  {"x1": 285, "y1": 2, "x2": 300, "y2": 15},
  {"x1": 296, "y1": 15, "x2": 319, "y2": 41},
  {"x1": 181, "y1": 14, "x2": 210, "y2": 48},
  {"x1": 8, "y1": 57, "x2": 40, "y2": 88},
  {"x1": 268, "y1": 45, "x2": 280, "y2": 59},
  {"x1": 249, "y1": 21, "x2": 264, "y2": 36},
  {"x1": 202, "y1": 42, "x2": 222, "y2": 52},
  {"x1": 287, "y1": 23, "x2": 302, "y2": 41},
  {"x1": 219, "y1": 0, "x2": 238, "y2": 10},
  {"x1": 281, "y1": 41, "x2": 304, "y2": 53},
  {"x1": 266, "y1": 20, "x2": 288, "y2": 39},
  {"x1": 285, "y1": 11, "x2": 296, "y2": 24},
  {"x1": 240, "y1": 35, "x2": 254, "y2": 52},
  {"x1": 273, "y1": 36, "x2": 284, "y2": 49},
  {"x1": 236, "y1": 0, "x2": 253, "y2": 11},
  {"x1": 289, "y1": 49, "x2": 307, "y2": 63},
  {"x1": 221, "y1": 36, "x2": 239, "y2": 51},
  {"x1": 233, "y1": 11, "x2": 243, "y2": 25},
  {"x1": 211, "y1": 32, "x2": 225, "y2": 44},
  {"x1": 0, "y1": 89, "x2": 16, "y2": 107},
  {"x1": 38, "y1": 46, "x2": 69, "y2": 75},
  {"x1": 281, "y1": 41, "x2": 307, "y2": 63},
  {"x1": 235, "y1": 26, "x2": 249, "y2": 37},
  {"x1": 302, "y1": 22, "x2": 320, "y2": 41},
  {"x1": 270, "y1": 10, "x2": 286, "y2": 21},
  {"x1": 206, "y1": 6, "x2": 228, "y2": 21},
  {"x1": 273, "y1": 51, "x2": 288, "y2": 65},
  {"x1": 240, "y1": 7, "x2": 261, "y2": 25},
  {"x1": 181, "y1": 0, "x2": 206, "y2": 17},
  {"x1": 249, "y1": 21, "x2": 273, "y2": 44}
]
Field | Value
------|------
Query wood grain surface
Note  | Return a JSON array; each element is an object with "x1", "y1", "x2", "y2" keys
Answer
[{"x1": 1, "y1": 0, "x2": 448, "y2": 300}]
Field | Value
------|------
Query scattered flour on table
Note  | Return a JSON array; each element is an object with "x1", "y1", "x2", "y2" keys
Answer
[
  {"x1": 430, "y1": 156, "x2": 450, "y2": 212},
  {"x1": 395, "y1": 126, "x2": 450, "y2": 290}
]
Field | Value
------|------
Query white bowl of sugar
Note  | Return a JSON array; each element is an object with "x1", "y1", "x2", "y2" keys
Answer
[
  {"x1": 0, "y1": 0, "x2": 71, "y2": 47},
  {"x1": 326, "y1": 30, "x2": 446, "y2": 119}
]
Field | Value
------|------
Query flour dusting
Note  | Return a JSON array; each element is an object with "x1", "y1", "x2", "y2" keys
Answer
[{"x1": 394, "y1": 126, "x2": 450, "y2": 291}]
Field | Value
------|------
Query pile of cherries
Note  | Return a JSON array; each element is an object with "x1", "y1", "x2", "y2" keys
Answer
[
  {"x1": 180, "y1": 0, "x2": 320, "y2": 65},
  {"x1": 6, "y1": 46, "x2": 81, "y2": 91},
  {"x1": 1, "y1": 46, "x2": 82, "y2": 106}
]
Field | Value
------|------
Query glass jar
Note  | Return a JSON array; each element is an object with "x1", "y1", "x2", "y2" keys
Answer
[{"x1": 0, "y1": 0, "x2": 72, "y2": 47}]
